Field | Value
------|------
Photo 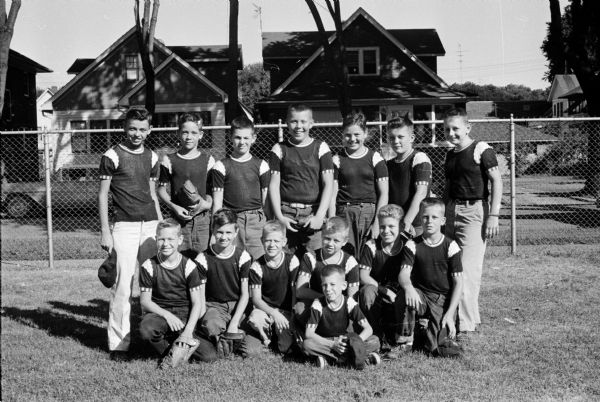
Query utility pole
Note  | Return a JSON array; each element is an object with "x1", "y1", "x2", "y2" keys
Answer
[
  {"x1": 253, "y1": 3, "x2": 263, "y2": 37},
  {"x1": 457, "y1": 43, "x2": 463, "y2": 83}
]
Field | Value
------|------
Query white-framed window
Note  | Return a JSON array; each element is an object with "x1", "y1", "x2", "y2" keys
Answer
[
  {"x1": 346, "y1": 47, "x2": 379, "y2": 76},
  {"x1": 125, "y1": 54, "x2": 140, "y2": 82}
]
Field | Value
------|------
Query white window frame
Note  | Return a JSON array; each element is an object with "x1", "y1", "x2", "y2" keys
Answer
[
  {"x1": 346, "y1": 47, "x2": 380, "y2": 76},
  {"x1": 124, "y1": 54, "x2": 140, "y2": 82}
]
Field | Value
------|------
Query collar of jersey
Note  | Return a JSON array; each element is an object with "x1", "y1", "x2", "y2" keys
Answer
[
  {"x1": 394, "y1": 149, "x2": 414, "y2": 163},
  {"x1": 265, "y1": 252, "x2": 285, "y2": 269},
  {"x1": 345, "y1": 147, "x2": 368, "y2": 159},
  {"x1": 320, "y1": 249, "x2": 343, "y2": 265},
  {"x1": 453, "y1": 139, "x2": 475, "y2": 153},
  {"x1": 210, "y1": 244, "x2": 236, "y2": 259},
  {"x1": 119, "y1": 143, "x2": 144, "y2": 154},
  {"x1": 157, "y1": 252, "x2": 182, "y2": 269},
  {"x1": 176, "y1": 151, "x2": 203, "y2": 160},
  {"x1": 287, "y1": 137, "x2": 314, "y2": 148},
  {"x1": 230, "y1": 154, "x2": 252, "y2": 163},
  {"x1": 326, "y1": 297, "x2": 345, "y2": 312},
  {"x1": 423, "y1": 234, "x2": 444, "y2": 247}
]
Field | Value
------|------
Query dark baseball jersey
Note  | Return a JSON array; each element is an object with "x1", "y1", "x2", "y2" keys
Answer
[
  {"x1": 400, "y1": 235, "x2": 462, "y2": 295},
  {"x1": 140, "y1": 254, "x2": 205, "y2": 309},
  {"x1": 99, "y1": 144, "x2": 159, "y2": 222},
  {"x1": 387, "y1": 150, "x2": 432, "y2": 215},
  {"x1": 307, "y1": 296, "x2": 367, "y2": 338},
  {"x1": 212, "y1": 155, "x2": 269, "y2": 211},
  {"x1": 158, "y1": 151, "x2": 214, "y2": 207},
  {"x1": 333, "y1": 148, "x2": 388, "y2": 204},
  {"x1": 358, "y1": 237, "x2": 405, "y2": 285},
  {"x1": 298, "y1": 248, "x2": 359, "y2": 292},
  {"x1": 269, "y1": 139, "x2": 334, "y2": 204},
  {"x1": 194, "y1": 246, "x2": 252, "y2": 303},
  {"x1": 445, "y1": 141, "x2": 498, "y2": 200},
  {"x1": 249, "y1": 253, "x2": 299, "y2": 310}
]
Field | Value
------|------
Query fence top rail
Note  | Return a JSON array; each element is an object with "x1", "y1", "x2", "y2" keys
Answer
[{"x1": 3, "y1": 116, "x2": 600, "y2": 135}]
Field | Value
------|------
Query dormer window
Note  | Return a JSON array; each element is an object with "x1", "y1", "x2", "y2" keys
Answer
[
  {"x1": 347, "y1": 47, "x2": 379, "y2": 76},
  {"x1": 125, "y1": 54, "x2": 140, "y2": 82}
]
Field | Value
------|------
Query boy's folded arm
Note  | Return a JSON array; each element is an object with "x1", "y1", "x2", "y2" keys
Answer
[
  {"x1": 305, "y1": 325, "x2": 335, "y2": 349},
  {"x1": 140, "y1": 291, "x2": 184, "y2": 330},
  {"x1": 357, "y1": 318, "x2": 373, "y2": 341},
  {"x1": 295, "y1": 275, "x2": 322, "y2": 300},
  {"x1": 359, "y1": 269, "x2": 379, "y2": 287}
]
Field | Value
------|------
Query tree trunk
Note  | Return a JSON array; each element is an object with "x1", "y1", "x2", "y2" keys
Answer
[
  {"x1": 0, "y1": 0, "x2": 21, "y2": 119},
  {"x1": 134, "y1": 0, "x2": 158, "y2": 115},
  {"x1": 226, "y1": 0, "x2": 240, "y2": 123}
]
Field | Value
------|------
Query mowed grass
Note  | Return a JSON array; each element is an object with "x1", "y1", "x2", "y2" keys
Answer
[{"x1": 2, "y1": 245, "x2": 600, "y2": 401}]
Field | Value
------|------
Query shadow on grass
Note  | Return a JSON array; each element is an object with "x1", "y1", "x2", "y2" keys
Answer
[{"x1": 1, "y1": 298, "x2": 151, "y2": 358}]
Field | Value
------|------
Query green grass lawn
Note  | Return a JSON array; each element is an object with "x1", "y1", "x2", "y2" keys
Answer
[{"x1": 2, "y1": 245, "x2": 600, "y2": 401}]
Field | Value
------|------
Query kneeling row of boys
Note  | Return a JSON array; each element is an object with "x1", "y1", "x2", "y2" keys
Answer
[{"x1": 137, "y1": 197, "x2": 463, "y2": 369}]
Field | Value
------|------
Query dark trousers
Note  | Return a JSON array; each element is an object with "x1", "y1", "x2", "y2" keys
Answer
[{"x1": 359, "y1": 285, "x2": 414, "y2": 345}]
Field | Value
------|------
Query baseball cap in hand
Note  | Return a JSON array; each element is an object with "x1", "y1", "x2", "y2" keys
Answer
[
  {"x1": 98, "y1": 249, "x2": 117, "y2": 288},
  {"x1": 437, "y1": 327, "x2": 463, "y2": 358}
]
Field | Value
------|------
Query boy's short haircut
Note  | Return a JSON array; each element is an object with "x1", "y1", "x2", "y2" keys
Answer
[
  {"x1": 378, "y1": 204, "x2": 405, "y2": 222},
  {"x1": 230, "y1": 115, "x2": 254, "y2": 133},
  {"x1": 212, "y1": 208, "x2": 238, "y2": 230},
  {"x1": 387, "y1": 113, "x2": 413, "y2": 130},
  {"x1": 262, "y1": 219, "x2": 286, "y2": 238},
  {"x1": 323, "y1": 216, "x2": 350, "y2": 237},
  {"x1": 420, "y1": 197, "x2": 445, "y2": 213},
  {"x1": 286, "y1": 103, "x2": 313, "y2": 120},
  {"x1": 124, "y1": 107, "x2": 152, "y2": 125},
  {"x1": 178, "y1": 112, "x2": 203, "y2": 129},
  {"x1": 443, "y1": 107, "x2": 469, "y2": 122},
  {"x1": 342, "y1": 112, "x2": 367, "y2": 132},
  {"x1": 157, "y1": 218, "x2": 182, "y2": 235},
  {"x1": 320, "y1": 264, "x2": 345, "y2": 279}
]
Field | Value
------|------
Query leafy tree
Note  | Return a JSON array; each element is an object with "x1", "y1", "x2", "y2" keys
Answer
[
  {"x1": 134, "y1": 0, "x2": 159, "y2": 115},
  {"x1": 541, "y1": 0, "x2": 566, "y2": 83},
  {"x1": 238, "y1": 63, "x2": 270, "y2": 114},
  {"x1": 0, "y1": 0, "x2": 20, "y2": 118},
  {"x1": 449, "y1": 82, "x2": 550, "y2": 101},
  {"x1": 305, "y1": 0, "x2": 351, "y2": 117},
  {"x1": 542, "y1": 0, "x2": 600, "y2": 194},
  {"x1": 225, "y1": 0, "x2": 240, "y2": 123}
]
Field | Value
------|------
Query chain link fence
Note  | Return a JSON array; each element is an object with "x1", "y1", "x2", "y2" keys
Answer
[{"x1": 2, "y1": 117, "x2": 599, "y2": 263}]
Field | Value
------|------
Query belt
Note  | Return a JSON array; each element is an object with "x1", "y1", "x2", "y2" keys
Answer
[
  {"x1": 452, "y1": 199, "x2": 482, "y2": 206},
  {"x1": 236, "y1": 208, "x2": 263, "y2": 214},
  {"x1": 338, "y1": 202, "x2": 375, "y2": 207},
  {"x1": 282, "y1": 201, "x2": 317, "y2": 209}
]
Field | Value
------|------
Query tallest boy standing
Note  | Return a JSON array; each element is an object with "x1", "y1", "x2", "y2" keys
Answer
[{"x1": 98, "y1": 107, "x2": 162, "y2": 360}]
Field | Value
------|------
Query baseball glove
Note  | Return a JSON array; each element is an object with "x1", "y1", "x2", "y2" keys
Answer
[{"x1": 161, "y1": 336, "x2": 200, "y2": 368}]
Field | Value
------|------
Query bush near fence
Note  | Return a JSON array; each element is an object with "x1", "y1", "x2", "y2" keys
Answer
[{"x1": 1, "y1": 118, "x2": 599, "y2": 261}]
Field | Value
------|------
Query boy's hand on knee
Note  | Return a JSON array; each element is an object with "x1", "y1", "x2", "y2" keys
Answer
[
  {"x1": 405, "y1": 286, "x2": 423, "y2": 310},
  {"x1": 442, "y1": 313, "x2": 456, "y2": 339},
  {"x1": 485, "y1": 216, "x2": 499, "y2": 239},
  {"x1": 163, "y1": 311, "x2": 185, "y2": 332},
  {"x1": 271, "y1": 310, "x2": 289, "y2": 331},
  {"x1": 304, "y1": 214, "x2": 325, "y2": 230}
]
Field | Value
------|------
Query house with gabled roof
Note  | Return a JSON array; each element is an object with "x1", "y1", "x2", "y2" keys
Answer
[
  {"x1": 548, "y1": 74, "x2": 587, "y2": 117},
  {"x1": 257, "y1": 7, "x2": 471, "y2": 123},
  {"x1": 44, "y1": 27, "x2": 242, "y2": 170}
]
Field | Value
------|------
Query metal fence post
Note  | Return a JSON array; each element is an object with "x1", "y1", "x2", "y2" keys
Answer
[
  {"x1": 509, "y1": 114, "x2": 517, "y2": 255},
  {"x1": 43, "y1": 129, "x2": 55, "y2": 268},
  {"x1": 277, "y1": 119, "x2": 283, "y2": 142}
]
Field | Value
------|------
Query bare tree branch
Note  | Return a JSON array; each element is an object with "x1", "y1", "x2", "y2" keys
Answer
[{"x1": 0, "y1": 0, "x2": 22, "y2": 118}]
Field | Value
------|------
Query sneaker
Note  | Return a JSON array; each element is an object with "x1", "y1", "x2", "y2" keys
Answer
[
  {"x1": 158, "y1": 352, "x2": 173, "y2": 369},
  {"x1": 367, "y1": 352, "x2": 381, "y2": 366},
  {"x1": 382, "y1": 348, "x2": 401, "y2": 360},
  {"x1": 314, "y1": 356, "x2": 327, "y2": 369},
  {"x1": 109, "y1": 351, "x2": 129, "y2": 362}
]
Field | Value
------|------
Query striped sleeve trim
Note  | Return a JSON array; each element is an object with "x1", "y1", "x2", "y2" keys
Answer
[
  {"x1": 99, "y1": 175, "x2": 112, "y2": 180},
  {"x1": 189, "y1": 285, "x2": 202, "y2": 292},
  {"x1": 140, "y1": 287, "x2": 152, "y2": 292},
  {"x1": 474, "y1": 142, "x2": 492, "y2": 165},
  {"x1": 318, "y1": 142, "x2": 331, "y2": 158},
  {"x1": 103, "y1": 148, "x2": 119, "y2": 169},
  {"x1": 415, "y1": 181, "x2": 429, "y2": 186},
  {"x1": 400, "y1": 264, "x2": 412, "y2": 271},
  {"x1": 376, "y1": 177, "x2": 388, "y2": 182},
  {"x1": 359, "y1": 263, "x2": 371, "y2": 271},
  {"x1": 241, "y1": 277, "x2": 249, "y2": 282},
  {"x1": 249, "y1": 284, "x2": 261, "y2": 289},
  {"x1": 448, "y1": 240, "x2": 461, "y2": 258},
  {"x1": 451, "y1": 272, "x2": 463, "y2": 277},
  {"x1": 306, "y1": 323, "x2": 318, "y2": 329},
  {"x1": 348, "y1": 282, "x2": 360, "y2": 288}
]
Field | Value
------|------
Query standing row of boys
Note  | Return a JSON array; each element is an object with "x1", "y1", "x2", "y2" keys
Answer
[{"x1": 98, "y1": 104, "x2": 502, "y2": 368}]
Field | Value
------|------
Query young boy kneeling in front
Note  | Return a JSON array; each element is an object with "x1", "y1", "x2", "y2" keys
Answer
[
  {"x1": 303, "y1": 264, "x2": 381, "y2": 369},
  {"x1": 194, "y1": 209, "x2": 253, "y2": 360},
  {"x1": 139, "y1": 219, "x2": 212, "y2": 366},
  {"x1": 398, "y1": 197, "x2": 464, "y2": 357},
  {"x1": 248, "y1": 220, "x2": 300, "y2": 354}
]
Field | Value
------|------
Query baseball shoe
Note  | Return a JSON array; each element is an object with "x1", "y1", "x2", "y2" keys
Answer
[
  {"x1": 367, "y1": 352, "x2": 382, "y2": 366},
  {"x1": 314, "y1": 356, "x2": 327, "y2": 369}
]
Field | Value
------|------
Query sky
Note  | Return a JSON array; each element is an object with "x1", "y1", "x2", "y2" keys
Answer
[{"x1": 11, "y1": 0, "x2": 569, "y2": 91}]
